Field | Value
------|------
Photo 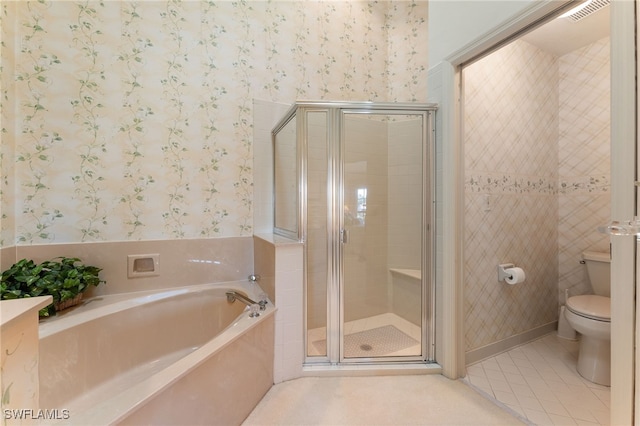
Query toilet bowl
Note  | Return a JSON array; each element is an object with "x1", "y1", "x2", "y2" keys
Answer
[
  {"x1": 563, "y1": 250, "x2": 611, "y2": 386},
  {"x1": 564, "y1": 295, "x2": 610, "y2": 385}
]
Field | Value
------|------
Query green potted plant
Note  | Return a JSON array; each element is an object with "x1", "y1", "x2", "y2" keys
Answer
[{"x1": 0, "y1": 257, "x2": 105, "y2": 317}]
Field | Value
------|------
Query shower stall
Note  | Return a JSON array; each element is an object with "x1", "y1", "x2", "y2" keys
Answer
[{"x1": 273, "y1": 101, "x2": 436, "y2": 365}]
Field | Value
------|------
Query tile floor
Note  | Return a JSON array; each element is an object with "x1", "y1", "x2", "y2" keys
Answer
[
  {"x1": 243, "y1": 374, "x2": 524, "y2": 425},
  {"x1": 307, "y1": 312, "x2": 422, "y2": 357},
  {"x1": 465, "y1": 333, "x2": 610, "y2": 425}
]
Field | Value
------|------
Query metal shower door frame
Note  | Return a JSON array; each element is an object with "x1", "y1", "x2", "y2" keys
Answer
[{"x1": 288, "y1": 101, "x2": 437, "y2": 367}]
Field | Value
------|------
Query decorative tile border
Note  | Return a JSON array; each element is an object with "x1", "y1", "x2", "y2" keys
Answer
[
  {"x1": 466, "y1": 173, "x2": 609, "y2": 195},
  {"x1": 466, "y1": 173, "x2": 556, "y2": 195},
  {"x1": 558, "y1": 175, "x2": 609, "y2": 194}
]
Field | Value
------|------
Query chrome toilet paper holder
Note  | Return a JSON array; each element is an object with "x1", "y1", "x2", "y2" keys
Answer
[{"x1": 497, "y1": 263, "x2": 515, "y2": 282}]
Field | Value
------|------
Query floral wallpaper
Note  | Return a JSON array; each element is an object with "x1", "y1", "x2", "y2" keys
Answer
[{"x1": 0, "y1": 0, "x2": 427, "y2": 245}]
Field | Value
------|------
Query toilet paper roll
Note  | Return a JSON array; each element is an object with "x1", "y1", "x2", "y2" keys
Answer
[{"x1": 505, "y1": 267, "x2": 525, "y2": 285}]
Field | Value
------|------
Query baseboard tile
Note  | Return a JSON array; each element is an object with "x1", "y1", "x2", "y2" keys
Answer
[{"x1": 465, "y1": 321, "x2": 558, "y2": 366}]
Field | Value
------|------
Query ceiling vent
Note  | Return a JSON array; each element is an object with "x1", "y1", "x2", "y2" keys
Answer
[{"x1": 564, "y1": 0, "x2": 610, "y2": 22}]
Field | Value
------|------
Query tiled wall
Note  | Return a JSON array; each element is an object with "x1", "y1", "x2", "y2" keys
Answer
[
  {"x1": 254, "y1": 234, "x2": 304, "y2": 383},
  {"x1": 388, "y1": 118, "x2": 423, "y2": 325},
  {"x1": 463, "y1": 37, "x2": 611, "y2": 354},
  {"x1": 0, "y1": 1, "x2": 427, "y2": 248},
  {"x1": 343, "y1": 115, "x2": 389, "y2": 322},
  {"x1": 558, "y1": 37, "x2": 611, "y2": 302},
  {"x1": 387, "y1": 118, "x2": 424, "y2": 270},
  {"x1": 463, "y1": 40, "x2": 560, "y2": 353},
  {"x1": 2, "y1": 237, "x2": 254, "y2": 297}
]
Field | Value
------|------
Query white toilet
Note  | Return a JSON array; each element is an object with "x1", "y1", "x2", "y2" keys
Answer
[{"x1": 564, "y1": 250, "x2": 611, "y2": 386}]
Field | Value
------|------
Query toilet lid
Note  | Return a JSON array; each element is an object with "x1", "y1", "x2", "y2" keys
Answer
[{"x1": 567, "y1": 295, "x2": 610, "y2": 322}]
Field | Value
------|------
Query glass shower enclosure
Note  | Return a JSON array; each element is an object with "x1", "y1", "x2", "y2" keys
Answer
[{"x1": 273, "y1": 101, "x2": 436, "y2": 365}]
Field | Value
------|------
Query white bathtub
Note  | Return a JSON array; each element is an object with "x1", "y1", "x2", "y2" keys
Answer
[{"x1": 38, "y1": 281, "x2": 275, "y2": 425}]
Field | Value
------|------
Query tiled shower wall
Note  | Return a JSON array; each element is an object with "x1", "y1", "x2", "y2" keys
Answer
[
  {"x1": 300, "y1": 114, "x2": 424, "y2": 330},
  {"x1": 387, "y1": 118, "x2": 424, "y2": 271},
  {"x1": 464, "y1": 40, "x2": 560, "y2": 353},
  {"x1": 292, "y1": 113, "x2": 392, "y2": 329},
  {"x1": 388, "y1": 118, "x2": 423, "y2": 325},
  {"x1": 463, "y1": 37, "x2": 610, "y2": 355},
  {"x1": 343, "y1": 116, "x2": 389, "y2": 322}
]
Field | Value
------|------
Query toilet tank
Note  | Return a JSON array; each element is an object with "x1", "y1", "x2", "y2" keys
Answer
[{"x1": 582, "y1": 250, "x2": 611, "y2": 297}]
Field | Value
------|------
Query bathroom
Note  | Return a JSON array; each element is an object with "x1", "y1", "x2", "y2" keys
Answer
[
  {"x1": 461, "y1": 2, "x2": 612, "y2": 423},
  {"x1": 0, "y1": 0, "x2": 430, "y2": 422},
  {"x1": 463, "y1": 0, "x2": 611, "y2": 364}
]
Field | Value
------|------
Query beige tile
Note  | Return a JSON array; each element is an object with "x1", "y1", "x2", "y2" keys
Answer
[
  {"x1": 591, "y1": 409, "x2": 610, "y2": 425},
  {"x1": 481, "y1": 358, "x2": 502, "y2": 371},
  {"x1": 503, "y1": 372, "x2": 527, "y2": 385},
  {"x1": 524, "y1": 407, "x2": 554, "y2": 425},
  {"x1": 548, "y1": 413, "x2": 579, "y2": 426},
  {"x1": 517, "y1": 395, "x2": 544, "y2": 411},
  {"x1": 532, "y1": 385, "x2": 561, "y2": 403},
  {"x1": 490, "y1": 378, "x2": 513, "y2": 394},
  {"x1": 470, "y1": 377, "x2": 494, "y2": 396},
  {"x1": 466, "y1": 363, "x2": 486, "y2": 378},
  {"x1": 513, "y1": 357, "x2": 535, "y2": 369},
  {"x1": 574, "y1": 420, "x2": 600, "y2": 426},
  {"x1": 495, "y1": 353, "x2": 515, "y2": 366},
  {"x1": 518, "y1": 365, "x2": 542, "y2": 379},
  {"x1": 500, "y1": 363, "x2": 522, "y2": 375},
  {"x1": 510, "y1": 382, "x2": 535, "y2": 399},
  {"x1": 540, "y1": 369, "x2": 565, "y2": 384},
  {"x1": 467, "y1": 334, "x2": 609, "y2": 426},
  {"x1": 590, "y1": 388, "x2": 611, "y2": 407},
  {"x1": 563, "y1": 404, "x2": 599, "y2": 423},
  {"x1": 504, "y1": 403, "x2": 527, "y2": 419},
  {"x1": 485, "y1": 368, "x2": 507, "y2": 382},
  {"x1": 541, "y1": 399, "x2": 572, "y2": 417},
  {"x1": 494, "y1": 390, "x2": 519, "y2": 406}
]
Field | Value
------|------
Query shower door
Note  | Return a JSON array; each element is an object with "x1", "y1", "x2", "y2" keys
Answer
[
  {"x1": 339, "y1": 110, "x2": 431, "y2": 363},
  {"x1": 286, "y1": 102, "x2": 435, "y2": 365}
]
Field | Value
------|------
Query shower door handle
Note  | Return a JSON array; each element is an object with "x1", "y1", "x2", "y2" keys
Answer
[{"x1": 340, "y1": 229, "x2": 350, "y2": 244}]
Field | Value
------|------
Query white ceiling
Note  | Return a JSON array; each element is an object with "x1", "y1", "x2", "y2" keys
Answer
[{"x1": 520, "y1": 4, "x2": 610, "y2": 56}]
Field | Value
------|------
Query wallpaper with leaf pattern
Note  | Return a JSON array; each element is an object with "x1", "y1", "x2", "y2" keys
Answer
[{"x1": 0, "y1": 1, "x2": 427, "y2": 245}]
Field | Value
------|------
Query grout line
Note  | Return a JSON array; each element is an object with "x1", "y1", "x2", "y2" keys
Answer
[{"x1": 465, "y1": 333, "x2": 610, "y2": 426}]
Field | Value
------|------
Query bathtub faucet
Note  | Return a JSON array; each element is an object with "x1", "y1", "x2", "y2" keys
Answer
[{"x1": 225, "y1": 291, "x2": 266, "y2": 317}]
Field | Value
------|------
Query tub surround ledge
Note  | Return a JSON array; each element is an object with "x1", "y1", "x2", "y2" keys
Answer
[
  {"x1": 1, "y1": 296, "x2": 52, "y2": 422},
  {"x1": 1, "y1": 296, "x2": 52, "y2": 329}
]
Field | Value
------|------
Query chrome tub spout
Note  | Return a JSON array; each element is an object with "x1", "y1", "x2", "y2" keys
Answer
[{"x1": 225, "y1": 291, "x2": 267, "y2": 317}]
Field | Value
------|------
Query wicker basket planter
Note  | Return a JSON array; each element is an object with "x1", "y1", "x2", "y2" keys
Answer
[{"x1": 54, "y1": 293, "x2": 84, "y2": 312}]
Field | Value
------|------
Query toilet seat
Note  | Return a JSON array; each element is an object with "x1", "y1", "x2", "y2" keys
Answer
[{"x1": 566, "y1": 295, "x2": 610, "y2": 322}]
